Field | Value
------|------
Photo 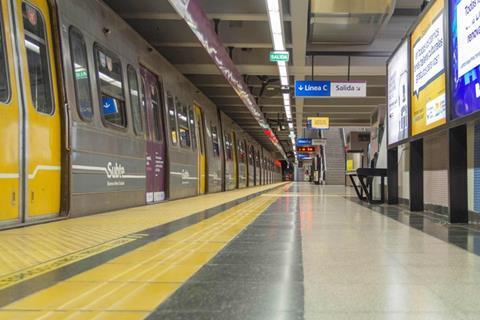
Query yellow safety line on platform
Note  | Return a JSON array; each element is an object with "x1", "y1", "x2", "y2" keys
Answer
[
  {"x1": 0, "y1": 187, "x2": 284, "y2": 319},
  {"x1": 0, "y1": 235, "x2": 142, "y2": 290},
  {"x1": 0, "y1": 183, "x2": 286, "y2": 278}
]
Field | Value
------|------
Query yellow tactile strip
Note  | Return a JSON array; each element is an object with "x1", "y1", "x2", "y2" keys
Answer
[
  {"x1": 0, "y1": 187, "x2": 283, "y2": 320},
  {"x1": 0, "y1": 236, "x2": 138, "y2": 290},
  {"x1": 0, "y1": 183, "x2": 286, "y2": 277}
]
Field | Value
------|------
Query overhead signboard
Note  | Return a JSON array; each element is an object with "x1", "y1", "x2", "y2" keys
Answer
[
  {"x1": 269, "y1": 51, "x2": 290, "y2": 62},
  {"x1": 311, "y1": 138, "x2": 327, "y2": 146},
  {"x1": 387, "y1": 40, "x2": 409, "y2": 145},
  {"x1": 296, "y1": 138, "x2": 312, "y2": 146},
  {"x1": 307, "y1": 117, "x2": 330, "y2": 129},
  {"x1": 450, "y1": 0, "x2": 480, "y2": 118},
  {"x1": 295, "y1": 80, "x2": 367, "y2": 98},
  {"x1": 297, "y1": 154, "x2": 312, "y2": 160},
  {"x1": 295, "y1": 81, "x2": 330, "y2": 97},
  {"x1": 297, "y1": 146, "x2": 316, "y2": 153},
  {"x1": 410, "y1": 0, "x2": 446, "y2": 136}
]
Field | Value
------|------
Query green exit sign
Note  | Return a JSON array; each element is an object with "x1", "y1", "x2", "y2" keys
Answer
[{"x1": 269, "y1": 51, "x2": 290, "y2": 62}]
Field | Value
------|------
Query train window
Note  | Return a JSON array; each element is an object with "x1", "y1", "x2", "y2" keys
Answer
[
  {"x1": 177, "y1": 103, "x2": 191, "y2": 148},
  {"x1": 166, "y1": 93, "x2": 177, "y2": 145},
  {"x1": 224, "y1": 133, "x2": 232, "y2": 160},
  {"x1": 94, "y1": 46, "x2": 126, "y2": 127},
  {"x1": 0, "y1": 6, "x2": 9, "y2": 103},
  {"x1": 211, "y1": 123, "x2": 220, "y2": 157},
  {"x1": 188, "y1": 106, "x2": 197, "y2": 150},
  {"x1": 69, "y1": 27, "x2": 92, "y2": 120},
  {"x1": 127, "y1": 65, "x2": 144, "y2": 135},
  {"x1": 256, "y1": 150, "x2": 261, "y2": 167},
  {"x1": 150, "y1": 83, "x2": 163, "y2": 142},
  {"x1": 22, "y1": 2, "x2": 53, "y2": 114}
]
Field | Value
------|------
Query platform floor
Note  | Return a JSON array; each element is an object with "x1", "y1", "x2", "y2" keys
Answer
[{"x1": 2, "y1": 183, "x2": 480, "y2": 319}]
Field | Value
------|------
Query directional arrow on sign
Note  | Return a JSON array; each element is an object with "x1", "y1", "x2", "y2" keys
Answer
[{"x1": 299, "y1": 86, "x2": 304, "y2": 91}]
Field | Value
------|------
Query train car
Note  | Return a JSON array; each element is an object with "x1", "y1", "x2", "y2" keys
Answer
[{"x1": 0, "y1": 0, "x2": 280, "y2": 226}]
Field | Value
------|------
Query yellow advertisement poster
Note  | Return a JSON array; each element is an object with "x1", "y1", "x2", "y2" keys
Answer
[
  {"x1": 308, "y1": 117, "x2": 330, "y2": 129},
  {"x1": 410, "y1": 0, "x2": 446, "y2": 136}
]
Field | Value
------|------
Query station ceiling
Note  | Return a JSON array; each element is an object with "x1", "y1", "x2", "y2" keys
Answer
[{"x1": 104, "y1": 0, "x2": 423, "y2": 155}]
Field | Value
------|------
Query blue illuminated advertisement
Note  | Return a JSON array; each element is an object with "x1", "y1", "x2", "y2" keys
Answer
[{"x1": 450, "y1": 0, "x2": 480, "y2": 118}]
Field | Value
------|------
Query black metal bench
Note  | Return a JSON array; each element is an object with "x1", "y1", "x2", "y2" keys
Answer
[{"x1": 347, "y1": 168, "x2": 387, "y2": 204}]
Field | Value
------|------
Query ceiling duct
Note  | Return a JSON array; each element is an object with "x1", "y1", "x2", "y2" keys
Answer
[{"x1": 308, "y1": 0, "x2": 396, "y2": 45}]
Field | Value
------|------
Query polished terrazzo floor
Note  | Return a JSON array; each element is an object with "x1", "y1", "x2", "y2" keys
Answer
[{"x1": 149, "y1": 183, "x2": 480, "y2": 319}]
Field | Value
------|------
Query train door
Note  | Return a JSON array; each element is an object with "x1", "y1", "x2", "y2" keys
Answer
[
  {"x1": 194, "y1": 104, "x2": 206, "y2": 194},
  {"x1": 0, "y1": 1, "x2": 20, "y2": 222},
  {"x1": 232, "y1": 131, "x2": 238, "y2": 189},
  {"x1": 247, "y1": 145, "x2": 254, "y2": 187},
  {"x1": 10, "y1": 0, "x2": 62, "y2": 221},
  {"x1": 140, "y1": 66, "x2": 166, "y2": 203}
]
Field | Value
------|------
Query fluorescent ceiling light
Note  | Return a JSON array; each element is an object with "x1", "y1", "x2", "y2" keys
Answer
[
  {"x1": 267, "y1": 0, "x2": 280, "y2": 12},
  {"x1": 283, "y1": 93, "x2": 289, "y2": 100},
  {"x1": 280, "y1": 76, "x2": 289, "y2": 86},
  {"x1": 273, "y1": 33, "x2": 285, "y2": 51},
  {"x1": 269, "y1": 13, "x2": 283, "y2": 34},
  {"x1": 279, "y1": 66, "x2": 287, "y2": 78}
]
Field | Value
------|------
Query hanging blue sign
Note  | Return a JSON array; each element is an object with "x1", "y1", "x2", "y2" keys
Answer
[
  {"x1": 297, "y1": 153, "x2": 312, "y2": 160},
  {"x1": 102, "y1": 96, "x2": 118, "y2": 115},
  {"x1": 296, "y1": 138, "x2": 312, "y2": 146},
  {"x1": 295, "y1": 80, "x2": 331, "y2": 97}
]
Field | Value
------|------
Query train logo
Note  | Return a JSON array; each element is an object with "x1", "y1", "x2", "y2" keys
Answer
[{"x1": 106, "y1": 162, "x2": 125, "y2": 179}]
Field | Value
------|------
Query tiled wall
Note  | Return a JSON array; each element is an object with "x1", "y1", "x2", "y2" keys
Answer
[
  {"x1": 398, "y1": 143, "x2": 410, "y2": 203},
  {"x1": 423, "y1": 131, "x2": 449, "y2": 215},
  {"x1": 467, "y1": 121, "x2": 480, "y2": 215}
]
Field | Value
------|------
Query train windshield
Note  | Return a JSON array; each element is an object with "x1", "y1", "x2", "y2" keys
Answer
[{"x1": 22, "y1": 2, "x2": 53, "y2": 114}]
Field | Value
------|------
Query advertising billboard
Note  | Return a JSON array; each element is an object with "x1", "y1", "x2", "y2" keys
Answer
[
  {"x1": 411, "y1": 0, "x2": 447, "y2": 136},
  {"x1": 450, "y1": 0, "x2": 480, "y2": 118},
  {"x1": 388, "y1": 40, "x2": 409, "y2": 145}
]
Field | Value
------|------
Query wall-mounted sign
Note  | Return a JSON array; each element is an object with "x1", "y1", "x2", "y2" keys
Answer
[
  {"x1": 269, "y1": 51, "x2": 290, "y2": 62},
  {"x1": 388, "y1": 40, "x2": 409, "y2": 145},
  {"x1": 295, "y1": 80, "x2": 367, "y2": 97},
  {"x1": 307, "y1": 117, "x2": 330, "y2": 129},
  {"x1": 296, "y1": 138, "x2": 312, "y2": 146},
  {"x1": 410, "y1": 0, "x2": 446, "y2": 136},
  {"x1": 297, "y1": 146, "x2": 315, "y2": 153},
  {"x1": 450, "y1": 0, "x2": 480, "y2": 118}
]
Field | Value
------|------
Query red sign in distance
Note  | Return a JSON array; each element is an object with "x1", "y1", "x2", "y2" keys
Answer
[{"x1": 297, "y1": 146, "x2": 315, "y2": 153}]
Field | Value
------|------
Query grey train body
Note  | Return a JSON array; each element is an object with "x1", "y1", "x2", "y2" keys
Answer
[{"x1": 56, "y1": 0, "x2": 281, "y2": 218}]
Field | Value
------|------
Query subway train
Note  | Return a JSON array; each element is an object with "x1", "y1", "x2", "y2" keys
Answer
[{"x1": 0, "y1": 0, "x2": 282, "y2": 226}]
